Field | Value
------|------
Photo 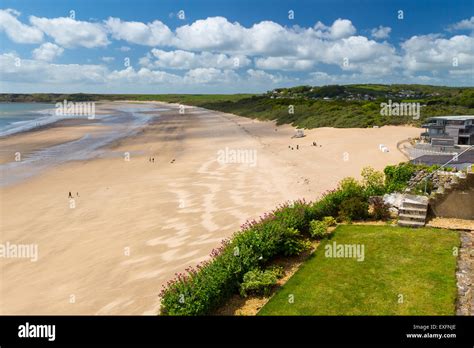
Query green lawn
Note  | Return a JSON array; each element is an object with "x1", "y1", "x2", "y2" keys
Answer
[{"x1": 258, "y1": 225, "x2": 460, "y2": 315}]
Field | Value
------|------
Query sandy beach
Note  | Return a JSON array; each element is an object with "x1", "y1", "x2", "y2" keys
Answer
[{"x1": 0, "y1": 101, "x2": 422, "y2": 314}]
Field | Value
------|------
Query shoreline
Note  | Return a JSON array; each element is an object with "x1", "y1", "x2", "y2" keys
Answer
[{"x1": 0, "y1": 101, "x2": 423, "y2": 314}]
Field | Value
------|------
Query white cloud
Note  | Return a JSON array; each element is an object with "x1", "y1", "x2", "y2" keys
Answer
[
  {"x1": 246, "y1": 69, "x2": 284, "y2": 84},
  {"x1": 0, "y1": 53, "x2": 107, "y2": 84},
  {"x1": 141, "y1": 49, "x2": 249, "y2": 70},
  {"x1": 184, "y1": 68, "x2": 239, "y2": 84},
  {"x1": 401, "y1": 34, "x2": 474, "y2": 72},
  {"x1": 174, "y1": 17, "x2": 244, "y2": 51},
  {"x1": 329, "y1": 19, "x2": 357, "y2": 39},
  {"x1": 32, "y1": 42, "x2": 64, "y2": 61},
  {"x1": 371, "y1": 26, "x2": 391, "y2": 39},
  {"x1": 171, "y1": 17, "x2": 355, "y2": 55},
  {"x1": 2, "y1": 10, "x2": 473, "y2": 91},
  {"x1": 0, "y1": 53, "x2": 239, "y2": 88},
  {"x1": 254, "y1": 57, "x2": 314, "y2": 71},
  {"x1": 30, "y1": 16, "x2": 109, "y2": 48},
  {"x1": 314, "y1": 18, "x2": 357, "y2": 40},
  {"x1": 0, "y1": 9, "x2": 43, "y2": 43},
  {"x1": 309, "y1": 35, "x2": 401, "y2": 75},
  {"x1": 449, "y1": 16, "x2": 474, "y2": 31},
  {"x1": 108, "y1": 67, "x2": 181, "y2": 84},
  {"x1": 243, "y1": 21, "x2": 298, "y2": 56},
  {"x1": 308, "y1": 71, "x2": 338, "y2": 85},
  {"x1": 105, "y1": 17, "x2": 173, "y2": 46}
]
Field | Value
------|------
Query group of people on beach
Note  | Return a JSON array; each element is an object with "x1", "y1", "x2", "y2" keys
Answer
[
  {"x1": 68, "y1": 192, "x2": 79, "y2": 199},
  {"x1": 288, "y1": 141, "x2": 321, "y2": 150},
  {"x1": 148, "y1": 156, "x2": 176, "y2": 163}
]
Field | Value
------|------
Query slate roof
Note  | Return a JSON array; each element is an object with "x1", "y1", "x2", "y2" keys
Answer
[{"x1": 411, "y1": 148, "x2": 474, "y2": 166}]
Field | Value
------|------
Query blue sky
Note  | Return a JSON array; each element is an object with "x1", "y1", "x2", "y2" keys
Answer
[{"x1": 0, "y1": 0, "x2": 473, "y2": 93}]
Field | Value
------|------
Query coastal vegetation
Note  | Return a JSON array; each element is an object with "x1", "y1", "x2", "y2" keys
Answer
[{"x1": 2, "y1": 84, "x2": 473, "y2": 129}]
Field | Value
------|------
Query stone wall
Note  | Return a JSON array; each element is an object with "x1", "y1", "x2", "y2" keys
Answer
[
  {"x1": 429, "y1": 174, "x2": 474, "y2": 220},
  {"x1": 456, "y1": 231, "x2": 473, "y2": 316}
]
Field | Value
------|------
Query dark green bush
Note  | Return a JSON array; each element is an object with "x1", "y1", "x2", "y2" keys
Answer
[
  {"x1": 338, "y1": 197, "x2": 369, "y2": 222},
  {"x1": 281, "y1": 227, "x2": 311, "y2": 256},
  {"x1": 274, "y1": 200, "x2": 313, "y2": 235},
  {"x1": 384, "y1": 162, "x2": 417, "y2": 192},
  {"x1": 339, "y1": 177, "x2": 366, "y2": 199},
  {"x1": 312, "y1": 190, "x2": 342, "y2": 218},
  {"x1": 312, "y1": 177, "x2": 367, "y2": 219}
]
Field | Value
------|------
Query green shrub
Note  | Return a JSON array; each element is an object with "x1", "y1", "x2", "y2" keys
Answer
[
  {"x1": 239, "y1": 267, "x2": 283, "y2": 297},
  {"x1": 159, "y1": 200, "x2": 314, "y2": 315},
  {"x1": 281, "y1": 227, "x2": 310, "y2": 256},
  {"x1": 339, "y1": 177, "x2": 366, "y2": 199},
  {"x1": 384, "y1": 163, "x2": 417, "y2": 192},
  {"x1": 312, "y1": 190, "x2": 343, "y2": 218},
  {"x1": 361, "y1": 167, "x2": 386, "y2": 197},
  {"x1": 312, "y1": 177, "x2": 367, "y2": 219},
  {"x1": 274, "y1": 200, "x2": 312, "y2": 235},
  {"x1": 383, "y1": 163, "x2": 444, "y2": 193},
  {"x1": 338, "y1": 197, "x2": 369, "y2": 222},
  {"x1": 322, "y1": 216, "x2": 337, "y2": 226},
  {"x1": 309, "y1": 220, "x2": 329, "y2": 239}
]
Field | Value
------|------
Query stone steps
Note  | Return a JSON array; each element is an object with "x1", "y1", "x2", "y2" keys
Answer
[
  {"x1": 398, "y1": 195, "x2": 428, "y2": 227},
  {"x1": 398, "y1": 220, "x2": 426, "y2": 227},
  {"x1": 398, "y1": 213, "x2": 426, "y2": 221},
  {"x1": 400, "y1": 206, "x2": 427, "y2": 213}
]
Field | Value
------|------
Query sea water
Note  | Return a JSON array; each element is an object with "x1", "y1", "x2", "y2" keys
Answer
[
  {"x1": 0, "y1": 103, "x2": 57, "y2": 137},
  {"x1": 0, "y1": 104, "x2": 170, "y2": 186}
]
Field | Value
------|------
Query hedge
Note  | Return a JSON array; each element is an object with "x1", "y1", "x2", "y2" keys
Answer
[
  {"x1": 159, "y1": 200, "x2": 315, "y2": 315},
  {"x1": 159, "y1": 168, "x2": 388, "y2": 315}
]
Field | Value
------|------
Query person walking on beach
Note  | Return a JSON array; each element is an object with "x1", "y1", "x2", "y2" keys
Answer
[{"x1": 68, "y1": 192, "x2": 73, "y2": 199}]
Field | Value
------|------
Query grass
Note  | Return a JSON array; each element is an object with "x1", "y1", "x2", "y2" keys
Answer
[{"x1": 258, "y1": 225, "x2": 460, "y2": 315}]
